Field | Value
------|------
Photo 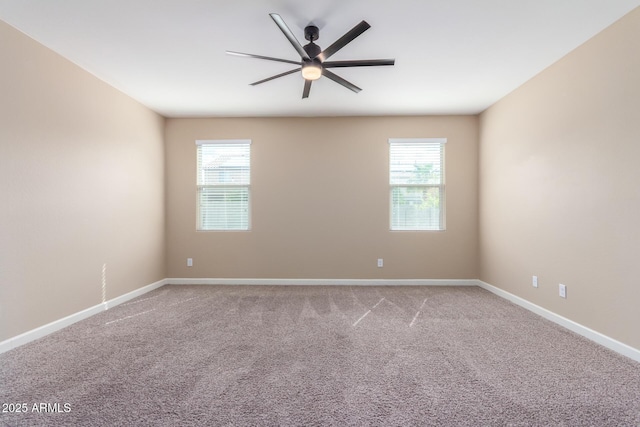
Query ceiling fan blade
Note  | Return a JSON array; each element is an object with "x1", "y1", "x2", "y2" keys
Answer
[
  {"x1": 322, "y1": 69, "x2": 362, "y2": 93},
  {"x1": 319, "y1": 21, "x2": 371, "y2": 61},
  {"x1": 269, "y1": 13, "x2": 310, "y2": 60},
  {"x1": 226, "y1": 51, "x2": 301, "y2": 66},
  {"x1": 250, "y1": 68, "x2": 301, "y2": 86},
  {"x1": 302, "y1": 79, "x2": 312, "y2": 99},
  {"x1": 322, "y1": 59, "x2": 395, "y2": 68}
]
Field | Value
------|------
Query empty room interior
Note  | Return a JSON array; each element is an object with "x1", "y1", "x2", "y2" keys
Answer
[{"x1": 1, "y1": 1, "x2": 640, "y2": 425}]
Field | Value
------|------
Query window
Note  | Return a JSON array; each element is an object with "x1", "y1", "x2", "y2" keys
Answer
[
  {"x1": 196, "y1": 140, "x2": 251, "y2": 230},
  {"x1": 389, "y1": 138, "x2": 446, "y2": 230}
]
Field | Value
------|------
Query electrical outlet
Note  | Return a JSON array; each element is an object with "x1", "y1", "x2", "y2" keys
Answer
[
  {"x1": 377, "y1": 258, "x2": 383, "y2": 268},
  {"x1": 559, "y1": 283, "x2": 566, "y2": 298},
  {"x1": 532, "y1": 275, "x2": 538, "y2": 288},
  {"x1": 187, "y1": 258, "x2": 193, "y2": 267}
]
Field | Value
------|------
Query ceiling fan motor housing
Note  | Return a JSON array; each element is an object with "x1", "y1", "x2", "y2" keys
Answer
[{"x1": 303, "y1": 42, "x2": 321, "y2": 59}]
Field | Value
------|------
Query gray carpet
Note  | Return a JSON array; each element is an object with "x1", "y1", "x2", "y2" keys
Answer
[{"x1": 1, "y1": 285, "x2": 639, "y2": 426}]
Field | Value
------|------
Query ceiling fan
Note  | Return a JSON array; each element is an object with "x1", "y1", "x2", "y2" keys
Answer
[{"x1": 226, "y1": 13, "x2": 395, "y2": 99}]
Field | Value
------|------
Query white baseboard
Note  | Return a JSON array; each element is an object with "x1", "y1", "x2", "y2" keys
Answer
[
  {"x1": 0, "y1": 279, "x2": 167, "y2": 355},
  {"x1": 166, "y1": 278, "x2": 478, "y2": 286},
  {"x1": 477, "y1": 280, "x2": 640, "y2": 363}
]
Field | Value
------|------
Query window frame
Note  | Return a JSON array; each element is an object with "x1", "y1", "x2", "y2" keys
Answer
[
  {"x1": 195, "y1": 139, "x2": 251, "y2": 231},
  {"x1": 389, "y1": 138, "x2": 447, "y2": 231}
]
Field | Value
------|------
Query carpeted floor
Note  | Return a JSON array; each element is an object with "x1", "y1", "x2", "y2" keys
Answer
[{"x1": 1, "y1": 285, "x2": 639, "y2": 426}]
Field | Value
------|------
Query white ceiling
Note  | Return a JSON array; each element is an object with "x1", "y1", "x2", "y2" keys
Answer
[{"x1": 1, "y1": 1, "x2": 638, "y2": 117}]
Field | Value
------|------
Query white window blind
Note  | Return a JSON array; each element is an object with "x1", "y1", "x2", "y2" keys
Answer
[
  {"x1": 389, "y1": 138, "x2": 446, "y2": 231},
  {"x1": 196, "y1": 140, "x2": 251, "y2": 230}
]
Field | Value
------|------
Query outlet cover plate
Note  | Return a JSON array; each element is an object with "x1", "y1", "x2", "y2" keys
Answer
[{"x1": 559, "y1": 283, "x2": 567, "y2": 298}]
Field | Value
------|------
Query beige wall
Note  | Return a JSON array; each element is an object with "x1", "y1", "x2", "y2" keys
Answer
[
  {"x1": 0, "y1": 21, "x2": 166, "y2": 341},
  {"x1": 479, "y1": 8, "x2": 640, "y2": 349},
  {"x1": 165, "y1": 116, "x2": 478, "y2": 279}
]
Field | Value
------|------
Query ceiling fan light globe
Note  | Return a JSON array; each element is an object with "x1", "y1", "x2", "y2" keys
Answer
[{"x1": 301, "y1": 63, "x2": 322, "y2": 81}]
